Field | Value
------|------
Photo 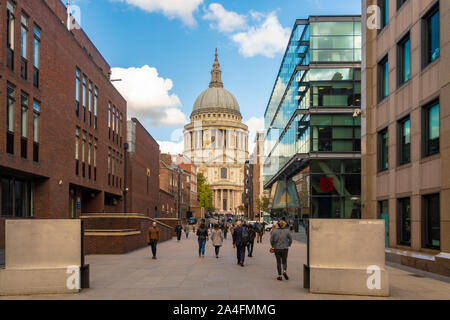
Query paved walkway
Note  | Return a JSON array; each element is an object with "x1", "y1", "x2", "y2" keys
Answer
[{"x1": 1, "y1": 234, "x2": 450, "y2": 300}]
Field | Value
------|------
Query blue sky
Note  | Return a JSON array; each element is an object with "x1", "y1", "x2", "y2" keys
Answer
[{"x1": 68, "y1": 0, "x2": 362, "y2": 153}]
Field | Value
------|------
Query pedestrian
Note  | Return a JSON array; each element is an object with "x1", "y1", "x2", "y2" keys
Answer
[
  {"x1": 175, "y1": 222, "x2": 183, "y2": 241},
  {"x1": 247, "y1": 224, "x2": 256, "y2": 257},
  {"x1": 184, "y1": 224, "x2": 189, "y2": 239},
  {"x1": 196, "y1": 222, "x2": 208, "y2": 258},
  {"x1": 210, "y1": 224, "x2": 224, "y2": 258},
  {"x1": 147, "y1": 222, "x2": 160, "y2": 260},
  {"x1": 224, "y1": 223, "x2": 229, "y2": 239},
  {"x1": 270, "y1": 220, "x2": 293, "y2": 281},
  {"x1": 255, "y1": 222, "x2": 264, "y2": 243},
  {"x1": 232, "y1": 221, "x2": 249, "y2": 267}
]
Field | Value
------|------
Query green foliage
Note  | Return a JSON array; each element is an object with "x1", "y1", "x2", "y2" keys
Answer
[
  {"x1": 255, "y1": 195, "x2": 270, "y2": 213},
  {"x1": 197, "y1": 173, "x2": 214, "y2": 212}
]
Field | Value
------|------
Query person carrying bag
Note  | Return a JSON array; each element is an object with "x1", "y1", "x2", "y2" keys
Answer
[{"x1": 270, "y1": 221, "x2": 292, "y2": 281}]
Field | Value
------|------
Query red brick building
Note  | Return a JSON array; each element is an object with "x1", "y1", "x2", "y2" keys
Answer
[
  {"x1": 0, "y1": 0, "x2": 126, "y2": 248},
  {"x1": 125, "y1": 118, "x2": 159, "y2": 217},
  {"x1": 160, "y1": 154, "x2": 189, "y2": 221},
  {"x1": 175, "y1": 155, "x2": 200, "y2": 216}
]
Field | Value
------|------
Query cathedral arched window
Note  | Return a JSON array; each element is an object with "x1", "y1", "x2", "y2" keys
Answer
[{"x1": 221, "y1": 168, "x2": 227, "y2": 179}]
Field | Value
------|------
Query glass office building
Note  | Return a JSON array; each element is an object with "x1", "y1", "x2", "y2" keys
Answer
[{"x1": 263, "y1": 16, "x2": 362, "y2": 219}]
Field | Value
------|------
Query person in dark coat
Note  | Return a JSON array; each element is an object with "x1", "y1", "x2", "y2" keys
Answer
[
  {"x1": 175, "y1": 222, "x2": 183, "y2": 241},
  {"x1": 270, "y1": 220, "x2": 293, "y2": 281},
  {"x1": 196, "y1": 222, "x2": 208, "y2": 258},
  {"x1": 232, "y1": 221, "x2": 249, "y2": 267},
  {"x1": 247, "y1": 225, "x2": 256, "y2": 257}
]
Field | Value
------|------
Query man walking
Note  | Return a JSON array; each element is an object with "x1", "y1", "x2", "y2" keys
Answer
[
  {"x1": 255, "y1": 222, "x2": 264, "y2": 243},
  {"x1": 184, "y1": 224, "x2": 189, "y2": 239},
  {"x1": 232, "y1": 221, "x2": 249, "y2": 267},
  {"x1": 247, "y1": 224, "x2": 256, "y2": 257},
  {"x1": 147, "y1": 222, "x2": 160, "y2": 260},
  {"x1": 175, "y1": 222, "x2": 183, "y2": 241}
]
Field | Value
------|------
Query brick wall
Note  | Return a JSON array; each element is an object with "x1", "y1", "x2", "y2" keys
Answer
[
  {"x1": 0, "y1": 0, "x2": 127, "y2": 247},
  {"x1": 126, "y1": 118, "x2": 160, "y2": 217},
  {"x1": 82, "y1": 215, "x2": 173, "y2": 254}
]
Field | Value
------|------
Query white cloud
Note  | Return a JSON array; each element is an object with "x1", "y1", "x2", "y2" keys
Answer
[
  {"x1": 245, "y1": 116, "x2": 265, "y2": 153},
  {"x1": 112, "y1": 0, "x2": 203, "y2": 26},
  {"x1": 157, "y1": 140, "x2": 184, "y2": 155},
  {"x1": 232, "y1": 11, "x2": 290, "y2": 58},
  {"x1": 203, "y1": 3, "x2": 247, "y2": 33},
  {"x1": 111, "y1": 65, "x2": 188, "y2": 127}
]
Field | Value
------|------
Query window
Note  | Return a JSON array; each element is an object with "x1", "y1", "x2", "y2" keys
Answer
[
  {"x1": 378, "y1": 128, "x2": 389, "y2": 172},
  {"x1": 380, "y1": 0, "x2": 389, "y2": 29},
  {"x1": 397, "y1": 0, "x2": 408, "y2": 10},
  {"x1": 94, "y1": 87, "x2": 98, "y2": 129},
  {"x1": 422, "y1": 4, "x2": 440, "y2": 67},
  {"x1": 311, "y1": 115, "x2": 361, "y2": 153},
  {"x1": 398, "y1": 117, "x2": 410, "y2": 165},
  {"x1": 6, "y1": 1, "x2": 15, "y2": 70},
  {"x1": 422, "y1": 194, "x2": 440, "y2": 250},
  {"x1": 33, "y1": 27, "x2": 40, "y2": 88},
  {"x1": 94, "y1": 139, "x2": 97, "y2": 180},
  {"x1": 378, "y1": 55, "x2": 389, "y2": 101},
  {"x1": 7, "y1": 85, "x2": 15, "y2": 154},
  {"x1": 75, "y1": 69, "x2": 80, "y2": 117},
  {"x1": 33, "y1": 102, "x2": 40, "y2": 162},
  {"x1": 88, "y1": 82, "x2": 92, "y2": 126},
  {"x1": 0, "y1": 178, "x2": 33, "y2": 217},
  {"x1": 119, "y1": 113, "x2": 123, "y2": 146},
  {"x1": 112, "y1": 105, "x2": 115, "y2": 137},
  {"x1": 75, "y1": 128, "x2": 80, "y2": 176},
  {"x1": 82, "y1": 76, "x2": 86, "y2": 122},
  {"x1": 88, "y1": 135, "x2": 92, "y2": 179},
  {"x1": 21, "y1": 95, "x2": 28, "y2": 159},
  {"x1": 82, "y1": 132, "x2": 86, "y2": 177},
  {"x1": 21, "y1": 14, "x2": 29, "y2": 79},
  {"x1": 398, "y1": 33, "x2": 411, "y2": 86},
  {"x1": 221, "y1": 168, "x2": 228, "y2": 179},
  {"x1": 108, "y1": 103, "x2": 111, "y2": 139},
  {"x1": 108, "y1": 149, "x2": 111, "y2": 185},
  {"x1": 423, "y1": 101, "x2": 439, "y2": 157},
  {"x1": 397, "y1": 198, "x2": 411, "y2": 246}
]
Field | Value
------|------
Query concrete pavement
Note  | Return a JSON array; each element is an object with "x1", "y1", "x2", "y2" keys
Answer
[{"x1": 1, "y1": 232, "x2": 450, "y2": 300}]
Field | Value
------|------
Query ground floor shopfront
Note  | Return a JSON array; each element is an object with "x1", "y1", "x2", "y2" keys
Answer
[{"x1": 0, "y1": 167, "x2": 123, "y2": 249}]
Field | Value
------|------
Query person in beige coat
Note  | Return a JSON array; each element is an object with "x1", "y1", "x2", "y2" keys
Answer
[{"x1": 210, "y1": 224, "x2": 224, "y2": 259}]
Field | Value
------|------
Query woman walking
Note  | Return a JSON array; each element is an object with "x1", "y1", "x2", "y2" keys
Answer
[
  {"x1": 210, "y1": 224, "x2": 224, "y2": 258},
  {"x1": 270, "y1": 220, "x2": 293, "y2": 281},
  {"x1": 196, "y1": 222, "x2": 208, "y2": 258}
]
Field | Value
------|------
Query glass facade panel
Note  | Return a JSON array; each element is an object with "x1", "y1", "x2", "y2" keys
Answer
[
  {"x1": 422, "y1": 194, "x2": 440, "y2": 249},
  {"x1": 425, "y1": 103, "x2": 439, "y2": 156},
  {"x1": 399, "y1": 117, "x2": 410, "y2": 165},
  {"x1": 378, "y1": 128, "x2": 389, "y2": 171},
  {"x1": 398, "y1": 198, "x2": 411, "y2": 246}
]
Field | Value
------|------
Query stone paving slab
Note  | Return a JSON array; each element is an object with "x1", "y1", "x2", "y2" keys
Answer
[{"x1": 1, "y1": 233, "x2": 449, "y2": 300}]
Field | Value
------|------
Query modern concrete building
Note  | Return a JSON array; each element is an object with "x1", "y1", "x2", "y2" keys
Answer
[
  {"x1": 362, "y1": 0, "x2": 449, "y2": 275},
  {"x1": 183, "y1": 50, "x2": 249, "y2": 214},
  {"x1": 263, "y1": 16, "x2": 362, "y2": 220},
  {"x1": 0, "y1": 0, "x2": 126, "y2": 249}
]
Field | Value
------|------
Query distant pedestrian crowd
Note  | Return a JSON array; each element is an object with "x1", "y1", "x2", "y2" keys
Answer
[{"x1": 146, "y1": 217, "x2": 293, "y2": 281}]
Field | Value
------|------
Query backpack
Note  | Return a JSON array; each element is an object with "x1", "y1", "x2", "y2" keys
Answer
[{"x1": 241, "y1": 227, "x2": 249, "y2": 244}]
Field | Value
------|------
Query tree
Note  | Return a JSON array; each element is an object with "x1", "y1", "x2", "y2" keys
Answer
[
  {"x1": 197, "y1": 173, "x2": 214, "y2": 212},
  {"x1": 256, "y1": 195, "x2": 270, "y2": 213}
]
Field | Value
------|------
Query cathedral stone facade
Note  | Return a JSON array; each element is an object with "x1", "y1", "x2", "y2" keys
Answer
[{"x1": 184, "y1": 50, "x2": 249, "y2": 214}]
